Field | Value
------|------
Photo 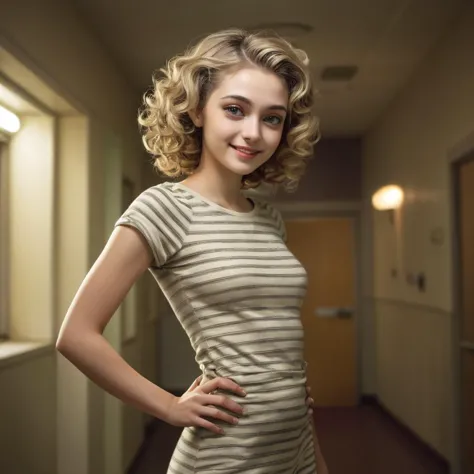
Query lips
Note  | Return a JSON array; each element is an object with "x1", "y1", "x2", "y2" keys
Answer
[{"x1": 230, "y1": 144, "x2": 261, "y2": 157}]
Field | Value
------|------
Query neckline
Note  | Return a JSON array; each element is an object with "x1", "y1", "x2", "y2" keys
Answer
[{"x1": 173, "y1": 182, "x2": 258, "y2": 216}]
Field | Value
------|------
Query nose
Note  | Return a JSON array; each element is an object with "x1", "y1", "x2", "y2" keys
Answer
[{"x1": 242, "y1": 116, "x2": 261, "y2": 143}]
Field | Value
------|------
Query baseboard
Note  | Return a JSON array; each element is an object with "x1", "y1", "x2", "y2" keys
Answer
[{"x1": 360, "y1": 394, "x2": 449, "y2": 471}]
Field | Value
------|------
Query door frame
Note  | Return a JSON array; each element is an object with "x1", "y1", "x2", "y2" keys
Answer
[
  {"x1": 449, "y1": 130, "x2": 474, "y2": 474},
  {"x1": 277, "y1": 200, "x2": 363, "y2": 403}
]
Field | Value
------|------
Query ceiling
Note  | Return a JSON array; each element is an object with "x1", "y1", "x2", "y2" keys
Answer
[{"x1": 72, "y1": 0, "x2": 466, "y2": 137}]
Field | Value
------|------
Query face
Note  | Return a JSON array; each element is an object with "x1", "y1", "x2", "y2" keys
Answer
[{"x1": 192, "y1": 64, "x2": 289, "y2": 178}]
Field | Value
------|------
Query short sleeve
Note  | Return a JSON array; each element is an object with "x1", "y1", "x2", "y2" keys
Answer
[{"x1": 115, "y1": 185, "x2": 191, "y2": 268}]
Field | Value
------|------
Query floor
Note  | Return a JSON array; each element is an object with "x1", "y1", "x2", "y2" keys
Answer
[{"x1": 128, "y1": 404, "x2": 448, "y2": 474}]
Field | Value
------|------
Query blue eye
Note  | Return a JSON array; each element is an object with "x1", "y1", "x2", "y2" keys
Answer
[
  {"x1": 265, "y1": 115, "x2": 283, "y2": 125},
  {"x1": 224, "y1": 105, "x2": 243, "y2": 116}
]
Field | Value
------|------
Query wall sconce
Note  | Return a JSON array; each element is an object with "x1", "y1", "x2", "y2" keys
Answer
[
  {"x1": 0, "y1": 105, "x2": 21, "y2": 133},
  {"x1": 372, "y1": 185, "x2": 404, "y2": 224},
  {"x1": 372, "y1": 185, "x2": 404, "y2": 211}
]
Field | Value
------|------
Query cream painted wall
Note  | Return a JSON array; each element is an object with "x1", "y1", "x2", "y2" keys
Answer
[
  {"x1": 56, "y1": 116, "x2": 90, "y2": 474},
  {"x1": 0, "y1": 349, "x2": 57, "y2": 474},
  {"x1": 363, "y1": 2, "x2": 474, "y2": 464},
  {"x1": 0, "y1": 2, "x2": 156, "y2": 474}
]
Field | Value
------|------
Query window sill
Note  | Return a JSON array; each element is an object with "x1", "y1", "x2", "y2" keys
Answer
[{"x1": 0, "y1": 341, "x2": 55, "y2": 369}]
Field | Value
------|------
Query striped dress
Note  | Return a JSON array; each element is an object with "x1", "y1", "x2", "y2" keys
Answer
[{"x1": 116, "y1": 181, "x2": 317, "y2": 474}]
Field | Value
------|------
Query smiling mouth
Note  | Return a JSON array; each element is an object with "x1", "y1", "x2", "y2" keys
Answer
[{"x1": 230, "y1": 145, "x2": 261, "y2": 156}]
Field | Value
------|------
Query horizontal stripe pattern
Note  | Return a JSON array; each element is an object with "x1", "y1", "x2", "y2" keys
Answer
[{"x1": 115, "y1": 182, "x2": 316, "y2": 473}]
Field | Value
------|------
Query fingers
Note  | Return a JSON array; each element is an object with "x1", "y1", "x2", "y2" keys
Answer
[
  {"x1": 305, "y1": 386, "x2": 314, "y2": 418},
  {"x1": 200, "y1": 405, "x2": 240, "y2": 427},
  {"x1": 200, "y1": 377, "x2": 246, "y2": 397},
  {"x1": 187, "y1": 375, "x2": 203, "y2": 393},
  {"x1": 195, "y1": 416, "x2": 225, "y2": 435},
  {"x1": 201, "y1": 393, "x2": 244, "y2": 415}
]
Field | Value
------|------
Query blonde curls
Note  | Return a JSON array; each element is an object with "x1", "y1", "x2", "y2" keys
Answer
[{"x1": 139, "y1": 29, "x2": 320, "y2": 192}]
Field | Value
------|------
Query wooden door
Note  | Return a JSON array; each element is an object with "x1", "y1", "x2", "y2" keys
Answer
[
  {"x1": 285, "y1": 218, "x2": 358, "y2": 406},
  {"x1": 457, "y1": 157, "x2": 474, "y2": 474}
]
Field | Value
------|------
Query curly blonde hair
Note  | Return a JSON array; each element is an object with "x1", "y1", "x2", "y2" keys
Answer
[{"x1": 139, "y1": 28, "x2": 320, "y2": 191}]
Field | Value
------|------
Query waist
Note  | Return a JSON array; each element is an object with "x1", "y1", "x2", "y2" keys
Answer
[{"x1": 200, "y1": 360, "x2": 308, "y2": 385}]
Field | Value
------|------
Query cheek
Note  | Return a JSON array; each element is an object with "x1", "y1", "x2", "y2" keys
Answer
[
  {"x1": 264, "y1": 129, "x2": 284, "y2": 152},
  {"x1": 205, "y1": 118, "x2": 236, "y2": 144}
]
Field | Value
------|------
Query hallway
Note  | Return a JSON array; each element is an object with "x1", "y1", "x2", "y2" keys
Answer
[
  {"x1": 129, "y1": 404, "x2": 448, "y2": 474},
  {"x1": 1, "y1": 1, "x2": 473, "y2": 473}
]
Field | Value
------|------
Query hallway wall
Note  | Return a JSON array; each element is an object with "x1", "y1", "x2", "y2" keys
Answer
[
  {"x1": 363, "y1": 2, "x2": 474, "y2": 464},
  {"x1": 0, "y1": 1, "x2": 157, "y2": 473},
  {"x1": 0, "y1": 348, "x2": 57, "y2": 473}
]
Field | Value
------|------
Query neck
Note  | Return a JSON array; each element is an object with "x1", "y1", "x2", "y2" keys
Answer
[{"x1": 182, "y1": 149, "x2": 248, "y2": 209}]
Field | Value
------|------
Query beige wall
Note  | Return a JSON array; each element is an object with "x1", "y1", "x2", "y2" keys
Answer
[
  {"x1": 0, "y1": 348, "x2": 57, "y2": 474},
  {"x1": 363, "y1": 2, "x2": 474, "y2": 464},
  {"x1": 0, "y1": 1, "x2": 158, "y2": 473}
]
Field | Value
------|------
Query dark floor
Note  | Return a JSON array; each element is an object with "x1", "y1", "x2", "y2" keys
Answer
[{"x1": 129, "y1": 405, "x2": 448, "y2": 474}]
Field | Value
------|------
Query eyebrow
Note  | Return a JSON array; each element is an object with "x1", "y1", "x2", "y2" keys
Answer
[{"x1": 220, "y1": 95, "x2": 287, "y2": 113}]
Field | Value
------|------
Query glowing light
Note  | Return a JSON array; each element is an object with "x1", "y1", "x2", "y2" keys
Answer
[
  {"x1": 372, "y1": 185, "x2": 404, "y2": 210},
  {"x1": 0, "y1": 105, "x2": 20, "y2": 133}
]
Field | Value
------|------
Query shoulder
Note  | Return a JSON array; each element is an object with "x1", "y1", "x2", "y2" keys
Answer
[
  {"x1": 115, "y1": 182, "x2": 194, "y2": 267},
  {"x1": 131, "y1": 182, "x2": 194, "y2": 222}
]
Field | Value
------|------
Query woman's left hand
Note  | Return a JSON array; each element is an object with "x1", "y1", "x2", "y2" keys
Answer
[{"x1": 305, "y1": 384, "x2": 314, "y2": 417}]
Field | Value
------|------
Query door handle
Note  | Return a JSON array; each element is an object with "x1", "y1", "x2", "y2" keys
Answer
[{"x1": 336, "y1": 308, "x2": 354, "y2": 318}]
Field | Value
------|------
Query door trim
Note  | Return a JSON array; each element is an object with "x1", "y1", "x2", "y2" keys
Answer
[
  {"x1": 449, "y1": 132, "x2": 474, "y2": 474},
  {"x1": 276, "y1": 202, "x2": 363, "y2": 403}
]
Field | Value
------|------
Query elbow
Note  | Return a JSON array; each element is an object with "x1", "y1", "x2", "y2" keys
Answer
[
  {"x1": 56, "y1": 326, "x2": 98, "y2": 355},
  {"x1": 55, "y1": 327, "x2": 79, "y2": 355},
  {"x1": 55, "y1": 333, "x2": 70, "y2": 354}
]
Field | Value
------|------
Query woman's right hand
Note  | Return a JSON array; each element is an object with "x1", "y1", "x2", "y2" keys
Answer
[{"x1": 166, "y1": 375, "x2": 247, "y2": 434}]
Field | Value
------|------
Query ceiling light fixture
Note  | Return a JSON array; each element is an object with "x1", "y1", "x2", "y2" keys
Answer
[{"x1": 0, "y1": 104, "x2": 20, "y2": 133}]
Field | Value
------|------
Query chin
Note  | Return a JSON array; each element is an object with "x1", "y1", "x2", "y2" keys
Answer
[
  {"x1": 227, "y1": 161, "x2": 262, "y2": 177},
  {"x1": 225, "y1": 155, "x2": 269, "y2": 176}
]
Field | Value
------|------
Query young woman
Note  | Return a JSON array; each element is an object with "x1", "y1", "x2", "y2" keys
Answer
[{"x1": 57, "y1": 29, "x2": 327, "y2": 474}]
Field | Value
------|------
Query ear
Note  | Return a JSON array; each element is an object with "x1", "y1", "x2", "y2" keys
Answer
[{"x1": 189, "y1": 108, "x2": 204, "y2": 128}]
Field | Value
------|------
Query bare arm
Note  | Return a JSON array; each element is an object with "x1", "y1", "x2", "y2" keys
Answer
[{"x1": 56, "y1": 226, "x2": 174, "y2": 421}]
